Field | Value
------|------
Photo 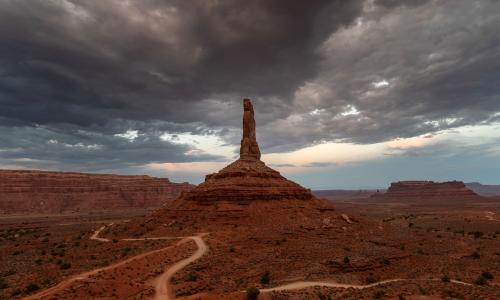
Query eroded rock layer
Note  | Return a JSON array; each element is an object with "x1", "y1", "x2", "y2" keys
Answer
[
  {"x1": 183, "y1": 158, "x2": 313, "y2": 203},
  {"x1": 0, "y1": 170, "x2": 194, "y2": 214}
]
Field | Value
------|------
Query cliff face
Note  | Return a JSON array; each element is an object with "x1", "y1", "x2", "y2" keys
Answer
[
  {"x1": 0, "y1": 170, "x2": 194, "y2": 214},
  {"x1": 372, "y1": 180, "x2": 479, "y2": 202},
  {"x1": 466, "y1": 182, "x2": 500, "y2": 197}
]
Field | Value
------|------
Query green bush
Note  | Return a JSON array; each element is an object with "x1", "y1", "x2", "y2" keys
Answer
[{"x1": 246, "y1": 287, "x2": 260, "y2": 300}]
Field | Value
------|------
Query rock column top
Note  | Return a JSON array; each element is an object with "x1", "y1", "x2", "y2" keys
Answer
[{"x1": 240, "y1": 98, "x2": 261, "y2": 160}]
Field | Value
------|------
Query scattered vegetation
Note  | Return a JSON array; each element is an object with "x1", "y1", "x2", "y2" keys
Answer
[
  {"x1": 246, "y1": 287, "x2": 260, "y2": 300},
  {"x1": 441, "y1": 274, "x2": 450, "y2": 282}
]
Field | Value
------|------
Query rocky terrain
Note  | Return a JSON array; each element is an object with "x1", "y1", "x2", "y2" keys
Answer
[
  {"x1": 370, "y1": 180, "x2": 480, "y2": 204},
  {"x1": 1, "y1": 99, "x2": 498, "y2": 300},
  {"x1": 0, "y1": 170, "x2": 193, "y2": 214}
]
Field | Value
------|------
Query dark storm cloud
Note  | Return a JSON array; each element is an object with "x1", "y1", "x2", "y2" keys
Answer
[
  {"x1": 0, "y1": 0, "x2": 500, "y2": 171},
  {"x1": 0, "y1": 0, "x2": 365, "y2": 169}
]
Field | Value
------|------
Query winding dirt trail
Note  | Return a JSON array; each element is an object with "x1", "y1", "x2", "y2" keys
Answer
[
  {"x1": 259, "y1": 278, "x2": 472, "y2": 293},
  {"x1": 154, "y1": 235, "x2": 208, "y2": 300},
  {"x1": 23, "y1": 225, "x2": 208, "y2": 300}
]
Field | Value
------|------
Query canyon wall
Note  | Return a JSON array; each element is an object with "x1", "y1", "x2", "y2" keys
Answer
[{"x1": 0, "y1": 170, "x2": 194, "y2": 214}]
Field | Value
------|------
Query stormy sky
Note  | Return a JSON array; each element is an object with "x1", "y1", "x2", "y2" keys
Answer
[{"x1": 1, "y1": 0, "x2": 499, "y2": 189}]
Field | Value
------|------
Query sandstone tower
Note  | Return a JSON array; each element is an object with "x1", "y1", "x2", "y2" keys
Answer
[{"x1": 182, "y1": 98, "x2": 313, "y2": 203}]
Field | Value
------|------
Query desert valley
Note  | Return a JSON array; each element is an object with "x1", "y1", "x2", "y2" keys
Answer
[
  {"x1": 0, "y1": 100, "x2": 499, "y2": 300},
  {"x1": 2, "y1": 1, "x2": 500, "y2": 299}
]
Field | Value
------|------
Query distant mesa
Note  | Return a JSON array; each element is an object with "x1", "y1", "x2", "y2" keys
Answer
[
  {"x1": 182, "y1": 98, "x2": 313, "y2": 203},
  {"x1": 371, "y1": 180, "x2": 480, "y2": 203},
  {"x1": 0, "y1": 170, "x2": 194, "y2": 214},
  {"x1": 465, "y1": 182, "x2": 500, "y2": 197}
]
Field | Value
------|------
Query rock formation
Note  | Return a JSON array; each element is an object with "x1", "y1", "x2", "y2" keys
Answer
[
  {"x1": 182, "y1": 98, "x2": 313, "y2": 203},
  {"x1": 240, "y1": 98, "x2": 261, "y2": 160},
  {"x1": 371, "y1": 180, "x2": 479, "y2": 203},
  {"x1": 0, "y1": 170, "x2": 194, "y2": 214}
]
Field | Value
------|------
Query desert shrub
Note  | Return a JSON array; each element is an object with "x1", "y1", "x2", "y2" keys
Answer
[
  {"x1": 373, "y1": 290, "x2": 385, "y2": 299},
  {"x1": 471, "y1": 251, "x2": 480, "y2": 259},
  {"x1": 0, "y1": 278, "x2": 8, "y2": 289},
  {"x1": 10, "y1": 289, "x2": 22, "y2": 297},
  {"x1": 441, "y1": 274, "x2": 450, "y2": 282},
  {"x1": 481, "y1": 271, "x2": 493, "y2": 280},
  {"x1": 60, "y1": 262, "x2": 71, "y2": 270},
  {"x1": 186, "y1": 273, "x2": 198, "y2": 282},
  {"x1": 343, "y1": 256, "x2": 350, "y2": 264},
  {"x1": 398, "y1": 294, "x2": 406, "y2": 300},
  {"x1": 246, "y1": 287, "x2": 260, "y2": 300},
  {"x1": 366, "y1": 275, "x2": 376, "y2": 284},
  {"x1": 229, "y1": 246, "x2": 235, "y2": 252},
  {"x1": 260, "y1": 271, "x2": 270, "y2": 284},
  {"x1": 474, "y1": 275, "x2": 487, "y2": 285},
  {"x1": 471, "y1": 231, "x2": 484, "y2": 239},
  {"x1": 25, "y1": 283, "x2": 40, "y2": 293},
  {"x1": 35, "y1": 258, "x2": 43, "y2": 265}
]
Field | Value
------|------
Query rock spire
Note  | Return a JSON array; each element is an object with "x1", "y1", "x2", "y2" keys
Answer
[
  {"x1": 181, "y1": 98, "x2": 313, "y2": 203},
  {"x1": 240, "y1": 99, "x2": 261, "y2": 160}
]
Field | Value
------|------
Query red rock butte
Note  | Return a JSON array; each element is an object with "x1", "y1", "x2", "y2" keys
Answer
[
  {"x1": 372, "y1": 180, "x2": 479, "y2": 202},
  {"x1": 182, "y1": 98, "x2": 313, "y2": 203}
]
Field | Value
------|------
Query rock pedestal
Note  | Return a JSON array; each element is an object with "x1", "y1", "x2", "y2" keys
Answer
[{"x1": 183, "y1": 98, "x2": 313, "y2": 203}]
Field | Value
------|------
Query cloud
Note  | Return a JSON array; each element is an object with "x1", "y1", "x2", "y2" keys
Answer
[{"x1": 0, "y1": 0, "x2": 499, "y2": 176}]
